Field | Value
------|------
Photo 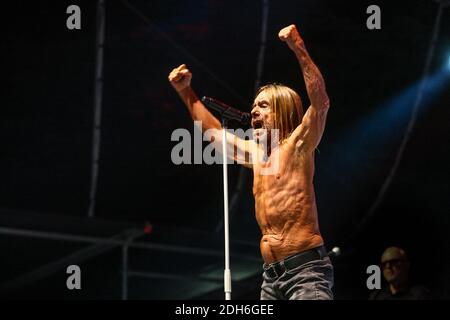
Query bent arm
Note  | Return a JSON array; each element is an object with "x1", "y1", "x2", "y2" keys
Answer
[
  {"x1": 294, "y1": 43, "x2": 330, "y2": 112},
  {"x1": 168, "y1": 64, "x2": 221, "y2": 131},
  {"x1": 169, "y1": 64, "x2": 253, "y2": 167},
  {"x1": 178, "y1": 86, "x2": 222, "y2": 131},
  {"x1": 182, "y1": 88, "x2": 254, "y2": 167},
  {"x1": 279, "y1": 25, "x2": 330, "y2": 151}
]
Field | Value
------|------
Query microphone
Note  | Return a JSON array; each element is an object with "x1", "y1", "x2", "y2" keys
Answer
[{"x1": 201, "y1": 96, "x2": 251, "y2": 125}]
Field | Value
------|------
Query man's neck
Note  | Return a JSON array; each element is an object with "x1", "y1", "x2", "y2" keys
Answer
[
  {"x1": 260, "y1": 135, "x2": 281, "y2": 159},
  {"x1": 389, "y1": 282, "x2": 410, "y2": 295}
]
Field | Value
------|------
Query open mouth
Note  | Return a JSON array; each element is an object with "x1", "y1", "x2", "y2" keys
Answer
[{"x1": 252, "y1": 119, "x2": 264, "y2": 129}]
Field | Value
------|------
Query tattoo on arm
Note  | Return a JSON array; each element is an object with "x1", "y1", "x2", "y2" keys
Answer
[{"x1": 296, "y1": 45, "x2": 329, "y2": 110}]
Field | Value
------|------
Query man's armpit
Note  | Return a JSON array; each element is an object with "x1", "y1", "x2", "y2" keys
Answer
[{"x1": 291, "y1": 108, "x2": 328, "y2": 152}]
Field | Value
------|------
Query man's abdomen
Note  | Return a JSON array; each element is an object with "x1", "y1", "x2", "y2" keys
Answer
[
  {"x1": 256, "y1": 205, "x2": 323, "y2": 264},
  {"x1": 260, "y1": 228, "x2": 323, "y2": 264}
]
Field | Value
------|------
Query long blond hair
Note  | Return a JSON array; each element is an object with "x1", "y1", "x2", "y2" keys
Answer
[{"x1": 255, "y1": 84, "x2": 303, "y2": 142}]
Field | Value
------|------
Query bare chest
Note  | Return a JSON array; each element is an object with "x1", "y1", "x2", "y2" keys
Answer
[{"x1": 252, "y1": 146, "x2": 314, "y2": 197}]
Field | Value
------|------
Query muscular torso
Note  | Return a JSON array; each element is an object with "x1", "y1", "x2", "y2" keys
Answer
[{"x1": 252, "y1": 141, "x2": 323, "y2": 264}]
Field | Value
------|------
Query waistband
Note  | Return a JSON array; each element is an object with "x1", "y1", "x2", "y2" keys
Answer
[{"x1": 263, "y1": 245, "x2": 328, "y2": 279}]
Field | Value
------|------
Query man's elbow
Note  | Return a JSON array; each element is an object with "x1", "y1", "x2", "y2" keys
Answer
[
  {"x1": 322, "y1": 97, "x2": 330, "y2": 111},
  {"x1": 312, "y1": 98, "x2": 330, "y2": 113}
]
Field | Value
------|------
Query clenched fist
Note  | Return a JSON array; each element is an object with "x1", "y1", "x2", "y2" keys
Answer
[
  {"x1": 168, "y1": 64, "x2": 192, "y2": 93},
  {"x1": 278, "y1": 24, "x2": 304, "y2": 51}
]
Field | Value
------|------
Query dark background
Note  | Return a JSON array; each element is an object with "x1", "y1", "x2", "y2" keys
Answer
[{"x1": 1, "y1": 0, "x2": 450, "y2": 299}]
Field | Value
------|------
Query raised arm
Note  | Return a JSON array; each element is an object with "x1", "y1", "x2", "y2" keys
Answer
[
  {"x1": 279, "y1": 25, "x2": 330, "y2": 151},
  {"x1": 168, "y1": 64, "x2": 253, "y2": 167},
  {"x1": 168, "y1": 64, "x2": 221, "y2": 131}
]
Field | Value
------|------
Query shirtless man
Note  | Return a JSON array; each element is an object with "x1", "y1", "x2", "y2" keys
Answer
[{"x1": 168, "y1": 24, "x2": 333, "y2": 300}]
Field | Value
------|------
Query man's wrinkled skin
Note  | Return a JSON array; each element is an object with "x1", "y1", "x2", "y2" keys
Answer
[{"x1": 168, "y1": 24, "x2": 330, "y2": 264}]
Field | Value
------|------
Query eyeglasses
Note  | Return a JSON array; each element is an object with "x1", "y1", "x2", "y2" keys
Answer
[{"x1": 381, "y1": 258, "x2": 405, "y2": 269}]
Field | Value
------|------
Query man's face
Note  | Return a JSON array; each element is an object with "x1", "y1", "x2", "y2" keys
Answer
[
  {"x1": 381, "y1": 248, "x2": 409, "y2": 285},
  {"x1": 251, "y1": 91, "x2": 274, "y2": 142}
]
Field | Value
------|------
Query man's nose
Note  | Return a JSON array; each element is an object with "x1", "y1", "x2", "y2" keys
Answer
[{"x1": 251, "y1": 108, "x2": 260, "y2": 118}]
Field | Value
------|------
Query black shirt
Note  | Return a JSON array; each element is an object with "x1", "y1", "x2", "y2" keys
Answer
[{"x1": 369, "y1": 285, "x2": 432, "y2": 300}]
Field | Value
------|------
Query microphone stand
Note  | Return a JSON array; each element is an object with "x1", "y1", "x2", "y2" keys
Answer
[
  {"x1": 221, "y1": 116, "x2": 232, "y2": 301},
  {"x1": 201, "y1": 96, "x2": 250, "y2": 300}
]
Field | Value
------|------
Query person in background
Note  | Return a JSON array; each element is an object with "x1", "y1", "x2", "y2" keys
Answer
[{"x1": 369, "y1": 246, "x2": 431, "y2": 300}]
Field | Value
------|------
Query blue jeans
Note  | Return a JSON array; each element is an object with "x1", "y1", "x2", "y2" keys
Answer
[{"x1": 260, "y1": 256, "x2": 334, "y2": 300}]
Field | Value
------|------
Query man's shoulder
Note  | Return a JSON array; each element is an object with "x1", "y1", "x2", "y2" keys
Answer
[
  {"x1": 368, "y1": 285, "x2": 432, "y2": 300},
  {"x1": 368, "y1": 288, "x2": 389, "y2": 300},
  {"x1": 410, "y1": 285, "x2": 432, "y2": 299}
]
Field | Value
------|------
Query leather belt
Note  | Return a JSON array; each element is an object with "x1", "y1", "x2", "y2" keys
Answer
[{"x1": 263, "y1": 246, "x2": 328, "y2": 279}]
